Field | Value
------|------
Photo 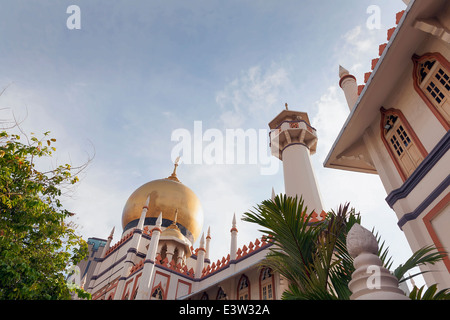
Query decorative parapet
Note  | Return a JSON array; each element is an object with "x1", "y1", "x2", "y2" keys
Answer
[
  {"x1": 154, "y1": 253, "x2": 195, "y2": 278},
  {"x1": 358, "y1": 9, "x2": 405, "y2": 96},
  {"x1": 128, "y1": 259, "x2": 144, "y2": 276},
  {"x1": 103, "y1": 230, "x2": 134, "y2": 257},
  {"x1": 122, "y1": 234, "x2": 275, "y2": 281},
  {"x1": 201, "y1": 235, "x2": 273, "y2": 278}
]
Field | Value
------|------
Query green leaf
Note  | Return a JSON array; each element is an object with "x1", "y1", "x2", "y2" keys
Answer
[{"x1": 395, "y1": 245, "x2": 446, "y2": 282}]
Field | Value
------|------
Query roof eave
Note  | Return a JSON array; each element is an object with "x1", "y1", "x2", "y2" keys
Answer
[{"x1": 323, "y1": 0, "x2": 444, "y2": 171}]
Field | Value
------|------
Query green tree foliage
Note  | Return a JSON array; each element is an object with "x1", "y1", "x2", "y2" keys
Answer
[
  {"x1": 0, "y1": 130, "x2": 89, "y2": 299},
  {"x1": 243, "y1": 194, "x2": 448, "y2": 300}
]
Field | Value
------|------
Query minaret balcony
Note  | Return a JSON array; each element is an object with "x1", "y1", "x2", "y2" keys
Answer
[{"x1": 269, "y1": 120, "x2": 318, "y2": 159}]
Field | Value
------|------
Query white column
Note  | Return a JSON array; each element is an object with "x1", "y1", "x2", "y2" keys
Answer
[
  {"x1": 282, "y1": 144, "x2": 324, "y2": 214},
  {"x1": 114, "y1": 196, "x2": 150, "y2": 300},
  {"x1": 135, "y1": 213, "x2": 163, "y2": 300},
  {"x1": 195, "y1": 233, "x2": 206, "y2": 279},
  {"x1": 205, "y1": 226, "x2": 211, "y2": 261},
  {"x1": 230, "y1": 213, "x2": 238, "y2": 261},
  {"x1": 339, "y1": 65, "x2": 358, "y2": 110},
  {"x1": 102, "y1": 227, "x2": 115, "y2": 258}
]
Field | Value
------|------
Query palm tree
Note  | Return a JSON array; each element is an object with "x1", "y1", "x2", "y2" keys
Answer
[{"x1": 242, "y1": 194, "x2": 449, "y2": 300}]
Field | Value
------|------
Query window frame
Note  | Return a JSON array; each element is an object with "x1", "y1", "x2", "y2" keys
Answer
[
  {"x1": 237, "y1": 274, "x2": 251, "y2": 300},
  {"x1": 412, "y1": 52, "x2": 450, "y2": 130},
  {"x1": 380, "y1": 107, "x2": 428, "y2": 182},
  {"x1": 259, "y1": 268, "x2": 275, "y2": 300}
]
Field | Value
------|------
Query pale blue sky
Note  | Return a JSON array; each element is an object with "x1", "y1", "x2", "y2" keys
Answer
[{"x1": 1, "y1": 0, "x2": 417, "y2": 284}]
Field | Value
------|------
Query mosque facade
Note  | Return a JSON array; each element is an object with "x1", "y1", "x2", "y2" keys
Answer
[
  {"x1": 78, "y1": 106, "x2": 324, "y2": 300},
  {"x1": 77, "y1": 0, "x2": 450, "y2": 299}
]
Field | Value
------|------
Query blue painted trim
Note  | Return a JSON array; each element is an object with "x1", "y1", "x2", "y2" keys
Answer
[
  {"x1": 397, "y1": 174, "x2": 450, "y2": 229},
  {"x1": 386, "y1": 131, "x2": 450, "y2": 208}
]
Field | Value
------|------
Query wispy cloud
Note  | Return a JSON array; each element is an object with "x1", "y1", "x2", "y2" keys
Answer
[{"x1": 215, "y1": 65, "x2": 291, "y2": 128}]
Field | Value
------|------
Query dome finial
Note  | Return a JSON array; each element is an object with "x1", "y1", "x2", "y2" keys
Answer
[
  {"x1": 167, "y1": 156, "x2": 181, "y2": 182},
  {"x1": 173, "y1": 208, "x2": 178, "y2": 225},
  {"x1": 167, "y1": 208, "x2": 181, "y2": 231}
]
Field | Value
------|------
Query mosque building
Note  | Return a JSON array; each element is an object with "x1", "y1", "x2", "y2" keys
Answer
[
  {"x1": 77, "y1": 107, "x2": 325, "y2": 300},
  {"x1": 76, "y1": 0, "x2": 450, "y2": 299}
]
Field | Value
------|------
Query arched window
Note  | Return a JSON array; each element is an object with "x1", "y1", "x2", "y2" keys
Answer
[
  {"x1": 260, "y1": 268, "x2": 274, "y2": 300},
  {"x1": 151, "y1": 285, "x2": 164, "y2": 300},
  {"x1": 380, "y1": 108, "x2": 427, "y2": 181},
  {"x1": 237, "y1": 275, "x2": 250, "y2": 300},
  {"x1": 412, "y1": 53, "x2": 450, "y2": 130},
  {"x1": 216, "y1": 287, "x2": 227, "y2": 300},
  {"x1": 201, "y1": 292, "x2": 209, "y2": 300}
]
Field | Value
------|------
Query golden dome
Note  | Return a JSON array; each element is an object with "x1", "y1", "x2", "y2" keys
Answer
[{"x1": 121, "y1": 168, "x2": 203, "y2": 243}]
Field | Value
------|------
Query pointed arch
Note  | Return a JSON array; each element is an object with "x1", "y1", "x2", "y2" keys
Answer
[
  {"x1": 201, "y1": 292, "x2": 209, "y2": 300},
  {"x1": 216, "y1": 287, "x2": 227, "y2": 300},
  {"x1": 259, "y1": 267, "x2": 275, "y2": 300},
  {"x1": 380, "y1": 108, "x2": 428, "y2": 182},
  {"x1": 150, "y1": 283, "x2": 165, "y2": 300},
  {"x1": 412, "y1": 52, "x2": 450, "y2": 130},
  {"x1": 237, "y1": 274, "x2": 251, "y2": 300}
]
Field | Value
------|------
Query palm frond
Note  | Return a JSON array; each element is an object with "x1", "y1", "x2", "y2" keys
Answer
[
  {"x1": 409, "y1": 284, "x2": 450, "y2": 300},
  {"x1": 394, "y1": 245, "x2": 447, "y2": 282}
]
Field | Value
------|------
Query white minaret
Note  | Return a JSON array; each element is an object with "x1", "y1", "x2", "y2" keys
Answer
[
  {"x1": 195, "y1": 233, "x2": 206, "y2": 279},
  {"x1": 135, "y1": 212, "x2": 163, "y2": 300},
  {"x1": 114, "y1": 195, "x2": 151, "y2": 300},
  {"x1": 269, "y1": 105, "x2": 324, "y2": 216},
  {"x1": 230, "y1": 213, "x2": 238, "y2": 261},
  {"x1": 102, "y1": 227, "x2": 115, "y2": 257},
  {"x1": 339, "y1": 65, "x2": 359, "y2": 110},
  {"x1": 205, "y1": 226, "x2": 211, "y2": 262}
]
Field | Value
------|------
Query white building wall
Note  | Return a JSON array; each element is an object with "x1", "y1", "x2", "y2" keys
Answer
[{"x1": 359, "y1": 32, "x2": 450, "y2": 289}]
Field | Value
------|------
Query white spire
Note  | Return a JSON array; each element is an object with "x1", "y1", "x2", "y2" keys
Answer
[
  {"x1": 271, "y1": 187, "x2": 276, "y2": 201},
  {"x1": 230, "y1": 213, "x2": 238, "y2": 261},
  {"x1": 109, "y1": 226, "x2": 115, "y2": 238},
  {"x1": 173, "y1": 209, "x2": 178, "y2": 225},
  {"x1": 137, "y1": 195, "x2": 150, "y2": 230},
  {"x1": 199, "y1": 232, "x2": 205, "y2": 249},
  {"x1": 156, "y1": 212, "x2": 162, "y2": 227},
  {"x1": 195, "y1": 232, "x2": 206, "y2": 279},
  {"x1": 135, "y1": 211, "x2": 164, "y2": 300},
  {"x1": 338, "y1": 65, "x2": 359, "y2": 110},
  {"x1": 103, "y1": 226, "x2": 115, "y2": 258},
  {"x1": 205, "y1": 226, "x2": 211, "y2": 260},
  {"x1": 339, "y1": 65, "x2": 350, "y2": 78}
]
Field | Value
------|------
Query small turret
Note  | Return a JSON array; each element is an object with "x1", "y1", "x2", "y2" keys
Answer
[
  {"x1": 195, "y1": 233, "x2": 206, "y2": 279},
  {"x1": 205, "y1": 226, "x2": 211, "y2": 261},
  {"x1": 102, "y1": 226, "x2": 115, "y2": 258},
  {"x1": 339, "y1": 65, "x2": 359, "y2": 110},
  {"x1": 230, "y1": 213, "x2": 238, "y2": 261}
]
